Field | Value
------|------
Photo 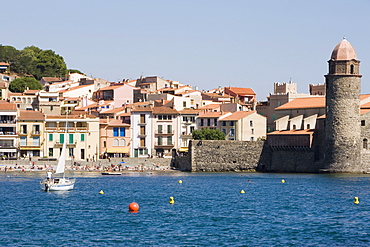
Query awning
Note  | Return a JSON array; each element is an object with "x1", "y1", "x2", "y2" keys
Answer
[
  {"x1": 179, "y1": 147, "x2": 189, "y2": 152},
  {"x1": 106, "y1": 147, "x2": 129, "y2": 153},
  {"x1": 19, "y1": 147, "x2": 41, "y2": 150},
  {"x1": 0, "y1": 149, "x2": 17, "y2": 152}
]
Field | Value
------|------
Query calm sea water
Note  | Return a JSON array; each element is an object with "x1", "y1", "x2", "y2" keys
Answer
[{"x1": 1, "y1": 172, "x2": 370, "y2": 246}]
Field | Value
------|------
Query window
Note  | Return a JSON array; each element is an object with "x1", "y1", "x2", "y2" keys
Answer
[
  {"x1": 81, "y1": 134, "x2": 85, "y2": 142},
  {"x1": 21, "y1": 125, "x2": 27, "y2": 134},
  {"x1": 50, "y1": 106, "x2": 53, "y2": 111},
  {"x1": 158, "y1": 115, "x2": 163, "y2": 120},
  {"x1": 120, "y1": 127, "x2": 125, "y2": 137},
  {"x1": 49, "y1": 134, "x2": 53, "y2": 142},
  {"x1": 120, "y1": 139, "x2": 125, "y2": 146},
  {"x1": 207, "y1": 119, "x2": 211, "y2": 126},
  {"x1": 222, "y1": 121, "x2": 226, "y2": 126},
  {"x1": 250, "y1": 137, "x2": 254, "y2": 141},
  {"x1": 167, "y1": 125, "x2": 172, "y2": 134},
  {"x1": 351, "y1": 64, "x2": 355, "y2": 74},
  {"x1": 200, "y1": 119, "x2": 204, "y2": 126},
  {"x1": 140, "y1": 138, "x2": 145, "y2": 147},
  {"x1": 158, "y1": 136, "x2": 163, "y2": 145},
  {"x1": 361, "y1": 120, "x2": 365, "y2": 126},
  {"x1": 49, "y1": 148, "x2": 53, "y2": 157},
  {"x1": 183, "y1": 101, "x2": 186, "y2": 107},
  {"x1": 230, "y1": 128, "x2": 235, "y2": 137},
  {"x1": 183, "y1": 116, "x2": 188, "y2": 122},
  {"x1": 222, "y1": 129, "x2": 226, "y2": 135},
  {"x1": 158, "y1": 125, "x2": 163, "y2": 134},
  {"x1": 250, "y1": 120, "x2": 253, "y2": 127},
  {"x1": 163, "y1": 115, "x2": 168, "y2": 120},
  {"x1": 190, "y1": 117, "x2": 195, "y2": 122},
  {"x1": 140, "y1": 114, "x2": 145, "y2": 123},
  {"x1": 307, "y1": 124, "x2": 310, "y2": 129},
  {"x1": 69, "y1": 134, "x2": 74, "y2": 144},
  {"x1": 32, "y1": 125, "x2": 40, "y2": 134},
  {"x1": 69, "y1": 148, "x2": 74, "y2": 157},
  {"x1": 20, "y1": 136, "x2": 27, "y2": 146},
  {"x1": 140, "y1": 126, "x2": 145, "y2": 135},
  {"x1": 364, "y1": 139, "x2": 368, "y2": 149},
  {"x1": 167, "y1": 136, "x2": 173, "y2": 145},
  {"x1": 113, "y1": 139, "x2": 119, "y2": 146},
  {"x1": 103, "y1": 141, "x2": 106, "y2": 148},
  {"x1": 251, "y1": 129, "x2": 254, "y2": 134},
  {"x1": 190, "y1": 126, "x2": 195, "y2": 133},
  {"x1": 60, "y1": 134, "x2": 64, "y2": 144},
  {"x1": 33, "y1": 137, "x2": 40, "y2": 146},
  {"x1": 230, "y1": 121, "x2": 235, "y2": 126},
  {"x1": 113, "y1": 127, "x2": 118, "y2": 137}
]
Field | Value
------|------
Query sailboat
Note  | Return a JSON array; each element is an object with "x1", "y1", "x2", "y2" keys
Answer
[{"x1": 40, "y1": 113, "x2": 76, "y2": 191}]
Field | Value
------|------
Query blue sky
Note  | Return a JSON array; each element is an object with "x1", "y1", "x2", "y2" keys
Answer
[{"x1": 2, "y1": 0, "x2": 370, "y2": 100}]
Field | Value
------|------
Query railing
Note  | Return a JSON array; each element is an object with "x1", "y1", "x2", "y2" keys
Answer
[
  {"x1": 155, "y1": 130, "x2": 174, "y2": 135},
  {"x1": 0, "y1": 132, "x2": 17, "y2": 135},
  {"x1": 154, "y1": 142, "x2": 174, "y2": 147},
  {"x1": 0, "y1": 120, "x2": 16, "y2": 124}
]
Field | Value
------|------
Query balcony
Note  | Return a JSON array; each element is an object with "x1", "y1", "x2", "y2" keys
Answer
[
  {"x1": 137, "y1": 120, "x2": 146, "y2": 126},
  {"x1": 154, "y1": 142, "x2": 174, "y2": 148},
  {"x1": 138, "y1": 133, "x2": 147, "y2": 137},
  {"x1": 180, "y1": 132, "x2": 192, "y2": 138},
  {"x1": 155, "y1": 130, "x2": 174, "y2": 135},
  {"x1": 54, "y1": 141, "x2": 77, "y2": 148},
  {"x1": 0, "y1": 131, "x2": 17, "y2": 136},
  {"x1": 31, "y1": 131, "x2": 41, "y2": 136},
  {"x1": 0, "y1": 143, "x2": 16, "y2": 149}
]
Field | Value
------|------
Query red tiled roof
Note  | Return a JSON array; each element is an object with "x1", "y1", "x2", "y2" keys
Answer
[
  {"x1": 225, "y1": 87, "x2": 256, "y2": 96},
  {"x1": 268, "y1": 129, "x2": 315, "y2": 135},
  {"x1": 0, "y1": 101, "x2": 16, "y2": 110},
  {"x1": 275, "y1": 97, "x2": 325, "y2": 110},
  {"x1": 199, "y1": 104, "x2": 221, "y2": 110},
  {"x1": 18, "y1": 110, "x2": 45, "y2": 120},
  {"x1": 42, "y1": 77, "x2": 62, "y2": 82},
  {"x1": 221, "y1": 111, "x2": 257, "y2": 121},
  {"x1": 152, "y1": 107, "x2": 179, "y2": 114},
  {"x1": 198, "y1": 111, "x2": 229, "y2": 118},
  {"x1": 178, "y1": 109, "x2": 201, "y2": 114}
]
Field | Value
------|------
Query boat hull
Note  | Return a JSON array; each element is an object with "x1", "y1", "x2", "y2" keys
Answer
[{"x1": 40, "y1": 178, "x2": 76, "y2": 192}]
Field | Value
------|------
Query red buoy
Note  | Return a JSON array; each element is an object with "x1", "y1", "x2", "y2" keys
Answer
[{"x1": 128, "y1": 202, "x2": 139, "y2": 212}]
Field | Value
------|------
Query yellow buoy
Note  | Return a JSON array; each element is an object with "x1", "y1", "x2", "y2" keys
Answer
[
  {"x1": 169, "y1": 196, "x2": 175, "y2": 204},
  {"x1": 354, "y1": 197, "x2": 359, "y2": 204},
  {"x1": 240, "y1": 190, "x2": 245, "y2": 194},
  {"x1": 281, "y1": 179, "x2": 285, "y2": 183},
  {"x1": 178, "y1": 180, "x2": 183, "y2": 184},
  {"x1": 99, "y1": 190, "x2": 104, "y2": 194}
]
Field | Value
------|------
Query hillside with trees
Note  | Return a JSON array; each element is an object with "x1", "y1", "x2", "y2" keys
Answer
[{"x1": 0, "y1": 45, "x2": 68, "y2": 80}]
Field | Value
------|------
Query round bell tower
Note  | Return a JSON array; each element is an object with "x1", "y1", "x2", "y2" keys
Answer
[{"x1": 324, "y1": 38, "x2": 362, "y2": 172}]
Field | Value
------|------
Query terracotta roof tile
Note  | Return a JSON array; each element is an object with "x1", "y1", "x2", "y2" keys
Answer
[
  {"x1": 152, "y1": 107, "x2": 179, "y2": 114},
  {"x1": 225, "y1": 87, "x2": 256, "y2": 96},
  {"x1": 275, "y1": 97, "x2": 325, "y2": 110},
  {"x1": 221, "y1": 111, "x2": 258, "y2": 121},
  {"x1": 18, "y1": 110, "x2": 45, "y2": 120},
  {"x1": 267, "y1": 129, "x2": 315, "y2": 135},
  {"x1": 198, "y1": 111, "x2": 229, "y2": 118},
  {"x1": 0, "y1": 101, "x2": 16, "y2": 110}
]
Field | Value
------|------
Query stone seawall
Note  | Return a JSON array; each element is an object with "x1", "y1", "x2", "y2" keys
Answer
[{"x1": 188, "y1": 140, "x2": 266, "y2": 172}]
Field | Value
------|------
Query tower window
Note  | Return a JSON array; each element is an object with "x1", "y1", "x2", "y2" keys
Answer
[
  {"x1": 363, "y1": 139, "x2": 368, "y2": 149},
  {"x1": 361, "y1": 120, "x2": 365, "y2": 126},
  {"x1": 350, "y1": 64, "x2": 355, "y2": 74}
]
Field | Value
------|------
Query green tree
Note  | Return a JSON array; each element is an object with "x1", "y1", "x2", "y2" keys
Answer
[
  {"x1": 34, "y1": 49, "x2": 67, "y2": 80},
  {"x1": 68, "y1": 69, "x2": 85, "y2": 75},
  {"x1": 192, "y1": 128, "x2": 225, "y2": 140},
  {"x1": 0, "y1": 45, "x2": 20, "y2": 65},
  {"x1": 9, "y1": 77, "x2": 43, "y2": 93}
]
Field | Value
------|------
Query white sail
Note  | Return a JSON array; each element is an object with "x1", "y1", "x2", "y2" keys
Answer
[{"x1": 55, "y1": 140, "x2": 66, "y2": 174}]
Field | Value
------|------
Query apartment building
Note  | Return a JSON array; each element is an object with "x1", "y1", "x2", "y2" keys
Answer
[{"x1": 0, "y1": 101, "x2": 17, "y2": 158}]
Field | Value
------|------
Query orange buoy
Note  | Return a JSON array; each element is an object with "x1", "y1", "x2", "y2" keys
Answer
[{"x1": 128, "y1": 202, "x2": 140, "y2": 212}]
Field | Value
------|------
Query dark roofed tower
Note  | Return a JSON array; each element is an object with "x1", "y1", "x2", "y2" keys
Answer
[{"x1": 324, "y1": 38, "x2": 362, "y2": 172}]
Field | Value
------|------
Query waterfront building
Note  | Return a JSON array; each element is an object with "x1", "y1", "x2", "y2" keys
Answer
[
  {"x1": 219, "y1": 111, "x2": 266, "y2": 141},
  {"x1": 178, "y1": 109, "x2": 200, "y2": 152},
  {"x1": 0, "y1": 101, "x2": 17, "y2": 158},
  {"x1": 95, "y1": 83, "x2": 137, "y2": 108},
  {"x1": 9, "y1": 89, "x2": 40, "y2": 110},
  {"x1": 130, "y1": 106, "x2": 153, "y2": 157},
  {"x1": 99, "y1": 117, "x2": 130, "y2": 158},
  {"x1": 44, "y1": 113, "x2": 100, "y2": 162},
  {"x1": 152, "y1": 107, "x2": 179, "y2": 157},
  {"x1": 17, "y1": 110, "x2": 45, "y2": 158},
  {"x1": 224, "y1": 86, "x2": 256, "y2": 110}
]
